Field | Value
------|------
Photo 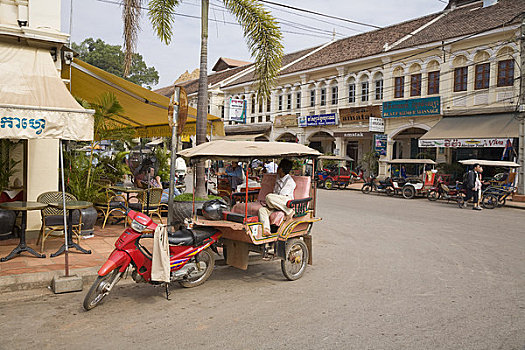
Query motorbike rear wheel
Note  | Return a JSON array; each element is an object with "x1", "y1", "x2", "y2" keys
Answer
[
  {"x1": 281, "y1": 238, "x2": 309, "y2": 281},
  {"x1": 83, "y1": 267, "x2": 123, "y2": 311},
  {"x1": 179, "y1": 248, "x2": 215, "y2": 288},
  {"x1": 427, "y1": 190, "x2": 440, "y2": 201},
  {"x1": 361, "y1": 184, "x2": 372, "y2": 194}
]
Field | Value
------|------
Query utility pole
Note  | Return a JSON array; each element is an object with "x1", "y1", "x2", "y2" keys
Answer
[{"x1": 519, "y1": 15, "x2": 525, "y2": 195}]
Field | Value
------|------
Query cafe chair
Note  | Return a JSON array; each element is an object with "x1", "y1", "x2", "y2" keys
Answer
[
  {"x1": 36, "y1": 191, "x2": 82, "y2": 253},
  {"x1": 94, "y1": 189, "x2": 127, "y2": 229},
  {"x1": 128, "y1": 187, "x2": 163, "y2": 223}
]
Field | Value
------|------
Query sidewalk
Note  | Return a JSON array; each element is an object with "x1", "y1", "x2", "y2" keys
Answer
[
  {"x1": 345, "y1": 182, "x2": 525, "y2": 209},
  {"x1": 0, "y1": 224, "x2": 122, "y2": 292}
]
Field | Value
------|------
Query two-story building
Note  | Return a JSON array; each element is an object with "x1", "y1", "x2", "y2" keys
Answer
[{"x1": 156, "y1": 0, "x2": 524, "y2": 182}]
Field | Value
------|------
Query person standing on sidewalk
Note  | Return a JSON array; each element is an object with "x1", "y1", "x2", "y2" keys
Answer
[{"x1": 463, "y1": 164, "x2": 483, "y2": 210}]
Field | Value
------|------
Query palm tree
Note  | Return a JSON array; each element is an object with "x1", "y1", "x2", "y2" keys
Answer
[{"x1": 122, "y1": 0, "x2": 283, "y2": 197}]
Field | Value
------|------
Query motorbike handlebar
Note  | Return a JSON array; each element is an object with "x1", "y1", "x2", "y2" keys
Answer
[{"x1": 118, "y1": 202, "x2": 131, "y2": 215}]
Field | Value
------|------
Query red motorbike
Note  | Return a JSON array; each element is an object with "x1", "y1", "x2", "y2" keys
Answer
[{"x1": 83, "y1": 206, "x2": 221, "y2": 310}]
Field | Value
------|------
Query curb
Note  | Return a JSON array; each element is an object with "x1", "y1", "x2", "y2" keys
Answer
[{"x1": 0, "y1": 267, "x2": 100, "y2": 293}]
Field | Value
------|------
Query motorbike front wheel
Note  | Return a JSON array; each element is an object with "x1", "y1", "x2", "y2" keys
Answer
[
  {"x1": 281, "y1": 238, "x2": 309, "y2": 281},
  {"x1": 179, "y1": 248, "x2": 215, "y2": 288},
  {"x1": 361, "y1": 184, "x2": 372, "y2": 194},
  {"x1": 427, "y1": 190, "x2": 440, "y2": 201},
  {"x1": 83, "y1": 267, "x2": 123, "y2": 311}
]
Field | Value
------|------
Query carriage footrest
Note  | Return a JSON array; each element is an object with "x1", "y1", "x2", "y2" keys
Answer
[{"x1": 222, "y1": 211, "x2": 258, "y2": 224}]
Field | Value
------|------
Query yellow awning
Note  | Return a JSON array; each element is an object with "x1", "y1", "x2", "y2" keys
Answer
[{"x1": 64, "y1": 59, "x2": 224, "y2": 138}]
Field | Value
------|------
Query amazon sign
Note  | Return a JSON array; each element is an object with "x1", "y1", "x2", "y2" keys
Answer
[{"x1": 419, "y1": 138, "x2": 510, "y2": 148}]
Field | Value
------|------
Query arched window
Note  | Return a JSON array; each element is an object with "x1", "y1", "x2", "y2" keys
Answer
[
  {"x1": 347, "y1": 77, "x2": 356, "y2": 103},
  {"x1": 373, "y1": 72, "x2": 383, "y2": 100},
  {"x1": 427, "y1": 60, "x2": 440, "y2": 95},
  {"x1": 453, "y1": 55, "x2": 468, "y2": 92},
  {"x1": 360, "y1": 75, "x2": 369, "y2": 102},
  {"x1": 393, "y1": 67, "x2": 404, "y2": 98},
  {"x1": 409, "y1": 63, "x2": 422, "y2": 97},
  {"x1": 474, "y1": 51, "x2": 490, "y2": 90},
  {"x1": 496, "y1": 47, "x2": 515, "y2": 87}
]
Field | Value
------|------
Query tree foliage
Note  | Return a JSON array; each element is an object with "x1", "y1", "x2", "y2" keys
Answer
[{"x1": 72, "y1": 37, "x2": 160, "y2": 89}]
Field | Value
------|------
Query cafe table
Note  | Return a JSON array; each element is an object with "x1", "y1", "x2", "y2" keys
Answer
[
  {"x1": 0, "y1": 201, "x2": 47, "y2": 262},
  {"x1": 108, "y1": 186, "x2": 145, "y2": 205},
  {"x1": 49, "y1": 201, "x2": 92, "y2": 257}
]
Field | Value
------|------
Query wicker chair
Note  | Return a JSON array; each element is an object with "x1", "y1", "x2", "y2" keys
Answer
[
  {"x1": 94, "y1": 189, "x2": 127, "y2": 229},
  {"x1": 129, "y1": 187, "x2": 163, "y2": 223},
  {"x1": 36, "y1": 191, "x2": 82, "y2": 253}
]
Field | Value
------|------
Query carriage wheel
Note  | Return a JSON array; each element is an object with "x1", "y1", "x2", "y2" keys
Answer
[
  {"x1": 402, "y1": 186, "x2": 415, "y2": 199},
  {"x1": 323, "y1": 178, "x2": 334, "y2": 190},
  {"x1": 281, "y1": 238, "x2": 308, "y2": 281}
]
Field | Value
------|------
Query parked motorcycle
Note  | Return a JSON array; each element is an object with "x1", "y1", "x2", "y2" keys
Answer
[
  {"x1": 350, "y1": 166, "x2": 365, "y2": 183},
  {"x1": 83, "y1": 206, "x2": 221, "y2": 311},
  {"x1": 361, "y1": 175, "x2": 395, "y2": 196},
  {"x1": 427, "y1": 179, "x2": 465, "y2": 203}
]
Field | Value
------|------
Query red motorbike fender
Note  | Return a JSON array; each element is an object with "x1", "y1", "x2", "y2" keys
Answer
[{"x1": 98, "y1": 250, "x2": 131, "y2": 276}]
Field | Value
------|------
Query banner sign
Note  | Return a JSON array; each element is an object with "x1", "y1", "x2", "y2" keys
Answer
[
  {"x1": 382, "y1": 96, "x2": 440, "y2": 118},
  {"x1": 229, "y1": 98, "x2": 246, "y2": 123},
  {"x1": 418, "y1": 138, "x2": 510, "y2": 148},
  {"x1": 374, "y1": 134, "x2": 387, "y2": 156},
  {"x1": 0, "y1": 107, "x2": 94, "y2": 141},
  {"x1": 274, "y1": 114, "x2": 298, "y2": 128},
  {"x1": 339, "y1": 106, "x2": 381, "y2": 124},
  {"x1": 298, "y1": 113, "x2": 337, "y2": 127},
  {"x1": 369, "y1": 117, "x2": 384, "y2": 132},
  {"x1": 334, "y1": 131, "x2": 373, "y2": 139}
]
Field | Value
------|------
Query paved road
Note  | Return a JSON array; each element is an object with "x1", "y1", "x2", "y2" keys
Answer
[{"x1": 0, "y1": 191, "x2": 524, "y2": 350}]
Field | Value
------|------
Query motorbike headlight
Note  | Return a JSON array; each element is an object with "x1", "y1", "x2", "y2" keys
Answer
[{"x1": 130, "y1": 219, "x2": 147, "y2": 233}]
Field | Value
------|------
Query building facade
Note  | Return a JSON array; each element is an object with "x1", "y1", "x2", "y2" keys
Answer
[{"x1": 156, "y1": 0, "x2": 524, "y2": 184}]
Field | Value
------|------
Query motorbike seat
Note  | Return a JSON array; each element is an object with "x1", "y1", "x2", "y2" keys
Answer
[{"x1": 168, "y1": 227, "x2": 217, "y2": 246}]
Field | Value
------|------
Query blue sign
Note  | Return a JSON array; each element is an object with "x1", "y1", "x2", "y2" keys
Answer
[
  {"x1": 382, "y1": 96, "x2": 440, "y2": 118},
  {"x1": 374, "y1": 134, "x2": 387, "y2": 156},
  {"x1": 298, "y1": 113, "x2": 337, "y2": 127}
]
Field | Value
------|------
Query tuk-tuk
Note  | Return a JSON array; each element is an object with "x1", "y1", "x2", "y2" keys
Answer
[
  {"x1": 383, "y1": 159, "x2": 438, "y2": 199},
  {"x1": 178, "y1": 140, "x2": 322, "y2": 280},
  {"x1": 316, "y1": 155, "x2": 354, "y2": 190},
  {"x1": 458, "y1": 159, "x2": 520, "y2": 208}
]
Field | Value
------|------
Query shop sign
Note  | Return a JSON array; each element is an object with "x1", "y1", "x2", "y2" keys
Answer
[
  {"x1": 274, "y1": 114, "x2": 298, "y2": 128},
  {"x1": 339, "y1": 106, "x2": 381, "y2": 124},
  {"x1": 298, "y1": 113, "x2": 337, "y2": 127},
  {"x1": 419, "y1": 138, "x2": 509, "y2": 148},
  {"x1": 1, "y1": 116, "x2": 46, "y2": 135},
  {"x1": 382, "y1": 96, "x2": 440, "y2": 118},
  {"x1": 334, "y1": 131, "x2": 373, "y2": 139},
  {"x1": 374, "y1": 134, "x2": 387, "y2": 156},
  {"x1": 369, "y1": 117, "x2": 384, "y2": 132},
  {"x1": 228, "y1": 98, "x2": 246, "y2": 123}
]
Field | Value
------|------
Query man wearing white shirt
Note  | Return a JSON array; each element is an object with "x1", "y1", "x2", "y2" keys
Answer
[{"x1": 259, "y1": 159, "x2": 296, "y2": 236}]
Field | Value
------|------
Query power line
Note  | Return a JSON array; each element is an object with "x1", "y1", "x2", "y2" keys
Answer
[
  {"x1": 95, "y1": 0, "x2": 337, "y2": 39},
  {"x1": 258, "y1": 0, "x2": 382, "y2": 30}
]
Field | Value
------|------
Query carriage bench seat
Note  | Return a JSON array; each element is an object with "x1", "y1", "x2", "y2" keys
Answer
[
  {"x1": 231, "y1": 174, "x2": 312, "y2": 227},
  {"x1": 221, "y1": 211, "x2": 259, "y2": 224}
]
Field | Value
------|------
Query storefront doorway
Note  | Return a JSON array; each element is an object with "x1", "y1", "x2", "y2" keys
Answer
[
  {"x1": 308, "y1": 131, "x2": 335, "y2": 154},
  {"x1": 392, "y1": 127, "x2": 435, "y2": 160},
  {"x1": 346, "y1": 141, "x2": 358, "y2": 162}
]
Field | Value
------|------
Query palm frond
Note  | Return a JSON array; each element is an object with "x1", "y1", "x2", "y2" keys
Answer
[
  {"x1": 222, "y1": 0, "x2": 283, "y2": 99},
  {"x1": 148, "y1": 0, "x2": 181, "y2": 45},
  {"x1": 122, "y1": 0, "x2": 143, "y2": 76}
]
